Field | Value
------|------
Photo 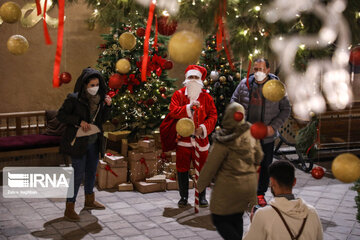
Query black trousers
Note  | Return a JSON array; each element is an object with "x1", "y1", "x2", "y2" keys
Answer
[
  {"x1": 211, "y1": 212, "x2": 244, "y2": 240},
  {"x1": 257, "y1": 141, "x2": 275, "y2": 196}
]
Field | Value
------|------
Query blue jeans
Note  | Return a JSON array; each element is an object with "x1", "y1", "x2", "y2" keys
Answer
[
  {"x1": 67, "y1": 143, "x2": 99, "y2": 202},
  {"x1": 257, "y1": 141, "x2": 275, "y2": 196},
  {"x1": 212, "y1": 212, "x2": 244, "y2": 240}
]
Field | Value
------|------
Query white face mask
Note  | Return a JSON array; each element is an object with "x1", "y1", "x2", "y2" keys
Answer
[
  {"x1": 254, "y1": 71, "x2": 267, "y2": 82},
  {"x1": 87, "y1": 86, "x2": 99, "y2": 96}
]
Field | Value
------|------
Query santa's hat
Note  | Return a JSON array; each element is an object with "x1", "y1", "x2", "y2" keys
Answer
[{"x1": 185, "y1": 65, "x2": 207, "y2": 81}]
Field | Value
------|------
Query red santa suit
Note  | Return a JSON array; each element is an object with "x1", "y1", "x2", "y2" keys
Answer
[{"x1": 168, "y1": 74, "x2": 217, "y2": 173}]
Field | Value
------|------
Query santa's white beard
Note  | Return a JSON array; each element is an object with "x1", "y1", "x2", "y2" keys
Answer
[{"x1": 184, "y1": 79, "x2": 203, "y2": 101}]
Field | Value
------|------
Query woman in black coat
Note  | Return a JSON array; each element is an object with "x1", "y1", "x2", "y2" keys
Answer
[{"x1": 57, "y1": 67, "x2": 112, "y2": 221}]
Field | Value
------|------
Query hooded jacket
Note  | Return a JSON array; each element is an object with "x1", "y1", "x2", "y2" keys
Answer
[
  {"x1": 197, "y1": 102, "x2": 263, "y2": 215},
  {"x1": 243, "y1": 197, "x2": 323, "y2": 240},
  {"x1": 57, "y1": 67, "x2": 111, "y2": 157}
]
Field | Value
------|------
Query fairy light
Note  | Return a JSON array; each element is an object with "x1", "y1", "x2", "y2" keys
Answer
[
  {"x1": 192, "y1": 0, "x2": 195, "y2": 5},
  {"x1": 299, "y1": 44, "x2": 305, "y2": 50},
  {"x1": 254, "y1": 6, "x2": 261, "y2": 12},
  {"x1": 162, "y1": 10, "x2": 169, "y2": 16}
]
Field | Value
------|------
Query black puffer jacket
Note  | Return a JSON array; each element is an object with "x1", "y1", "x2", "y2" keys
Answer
[{"x1": 57, "y1": 68, "x2": 111, "y2": 158}]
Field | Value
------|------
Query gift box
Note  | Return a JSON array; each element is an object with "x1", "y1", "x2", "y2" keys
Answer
[
  {"x1": 118, "y1": 182, "x2": 133, "y2": 191},
  {"x1": 97, "y1": 159, "x2": 127, "y2": 189},
  {"x1": 145, "y1": 175, "x2": 166, "y2": 183},
  {"x1": 106, "y1": 139, "x2": 128, "y2": 157},
  {"x1": 151, "y1": 130, "x2": 161, "y2": 148},
  {"x1": 97, "y1": 160, "x2": 108, "y2": 189},
  {"x1": 128, "y1": 143, "x2": 139, "y2": 151},
  {"x1": 133, "y1": 181, "x2": 166, "y2": 193},
  {"x1": 107, "y1": 130, "x2": 131, "y2": 142},
  {"x1": 104, "y1": 154, "x2": 127, "y2": 168},
  {"x1": 128, "y1": 151, "x2": 160, "y2": 182},
  {"x1": 166, "y1": 179, "x2": 194, "y2": 190},
  {"x1": 138, "y1": 139, "x2": 155, "y2": 149},
  {"x1": 171, "y1": 151, "x2": 176, "y2": 163}
]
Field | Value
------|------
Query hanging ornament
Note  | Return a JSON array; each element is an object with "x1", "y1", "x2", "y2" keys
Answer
[
  {"x1": 59, "y1": 72, "x2": 71, "y2": 84},
  {"x1": 136, "y1": 27, "x2": 146, "y2": 37},
  {"x1": 119, "y1": 32, "x2": 136, "y2": 50},
  {"x1": 262, "y1": 80, "x2": 286, "y2": 102},
  {"x1": 233, "y1": 112, "x2": 244, "y2": 122},
  {"x1": 349, "y1": 46, "x2": 360, "y2": 66},
  {"x1": 176, "y1": 118, "x2": 195, "y2": 137},
  {"x1": 219, "y1": 95, "x2": 224, "y2": 100},
  {"x1": 146, "y1": 98, "x2": 155, "y2": 106},
  {"x1": 311, "y1": 166, "x2": 325, "y2": 179},
  {"x1": 159, "y1": 86, "x2": 166, "y2": 94},
  {"x1": 210, "y1": 71, "x2": 220, "y2": 81},
  {"x1": 203, "y1": 79, "x2": 209, "y2": 86},
  {"x1": 0, "y1": 1, "x2": 21, "y2": 23},
  {"x1": 168, "y1": 30, "x2": 202, "y2": 64},
  {"x1": 7, "y1": 35, "x2": 29, "y2": 55},
  {"x1": 219, "y1": 76, "x2": 226, "y2": 83},
  {"x1": 250, "y1": 122, "x2": 268, "y2": 140},
  {"x1": 108, "y1": 73, "x2": 124, "y2": 89},
  {"x1": 116, "y1": 59, "x2": 131, "y2": 74},
  {"x1": 20, "y1": 0, "x2": 61, "y2": 28},
  {"x1": 235, "y1": 72, "x2": 241, "y2": 79},
  {"x1": 332, "y1": 153, "x2": 360, "y2": 183},
  {"x1": 227, "y1": 75, "x2": 233, "y2": 82},
  {"x1": 162, "y1": 60, "x2": 173, "y2": 70},
  {"x1": 157, "y1": 16, "x2": 178, "y2": 36}
]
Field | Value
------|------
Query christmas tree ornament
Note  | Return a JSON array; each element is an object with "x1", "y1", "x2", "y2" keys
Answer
[
  {"x1": 176, "y1": 118, "x2": 195, "y2": 137},
  {"x1": 210, "y1": 71, "x2": 220, "y2": 81},
  {"x1": 262, "y1": 80, "x2": 285, "y2": 102},
  {"x1": 235, "y1": 72, "x2": 241, "y2": 79},
  {"x1": 203, "y1": 79, "x2": 209, "y2": 86},
  {"x1": 59, "y1": 72, "x2": 71, "y2": 84},
  {"x1": 332, "y1": 153, "x2": 360, "y2": 183},
  {"x1": 146, "y1": 98, "x2": 155, "y2": 106},
  {"x1": 7, "y1": 35, "x2": 29, "y2": 55},
  {"x1": 227, "y1": 75, "x2": 233, "y2": 82},
  {"x1": 168, "y1": 30, "x2": 202, "y2": 64},
  {"x1": 0, "y1": 1, "x2": 21, "y2": 23},
  {"x1": 219, "y1": 76, "x2": 226, "y2": 83},
  {"x1": 116, "y1": 58, "x2": 131, "y2": 74},
  {"x1": 136, "y1": 27, "x2": 146, "y2": 37},
  {"x1": 119, "y1": 32, "x2": 136, "y2": 50},
  {"x1": 250, "y1": 122, "x2": 268, "y2": 139},
  {"x1": 159, "y1": 86, "x2": 166, "y2": 94},
  {"x1": 311, "y1": 166, "x2": 325, "y2": 179},
  {"x1": 349, "y1": 46, "x2": 360, "y2": 66},
  {"x1": 219, "y1": 95, "x2": 224, "y2": 100},
  {"x1": 215, "y1": 126, "x2": 221, "y2": 131},
  {"x1": 162, "y1": 60, "x2": 173, "y2": 70},
  {"x1": 109, "y1": 73, "x2": 125, "y2": 89},
  {"x1": 157, "y1": 16, "x2": 177, "y2": 36},
  {"x1": 233, "y1": 112, "x2": 244, "y2": 122}
]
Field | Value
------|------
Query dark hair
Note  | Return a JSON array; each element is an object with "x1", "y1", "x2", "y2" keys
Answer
[
  {"x1": 254, "y1": 58, "x2": 270, "y2": 68},
  {"x1": 85, "y1": 76, "x2": 100, "y2": 85},
  {"x1": 269, "y1": 160, "x2": 295, "y2": 189}
]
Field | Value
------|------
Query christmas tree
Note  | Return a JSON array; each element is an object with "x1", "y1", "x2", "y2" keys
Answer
[
  {"x1": 199, "y1": 34, "x2": 245, "y2": 125},
  {"x1": 96, "y1": 23, "x2": 176, "y2": 135}
]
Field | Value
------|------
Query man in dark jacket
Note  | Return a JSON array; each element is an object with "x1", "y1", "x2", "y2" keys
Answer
[
  {"x1": 57, "y1": 67, "x2": 112, "y2": 221},
  {"x1": 231, "y1": 58, "x2": 291, "y2": 207}
]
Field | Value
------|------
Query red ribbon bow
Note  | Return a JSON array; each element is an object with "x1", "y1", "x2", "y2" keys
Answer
[
  {"x1": 105, "y1": 165, "x2": 118, "y2": 177},
  {"x1": 105, "y1": 152, "x2": 113, "y2": 156},
  {"x1": 139, "y1": 157, "x2": 149, "y2": 175}
]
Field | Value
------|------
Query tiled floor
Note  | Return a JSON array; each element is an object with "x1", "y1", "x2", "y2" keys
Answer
[{"x1": 0, "y1": 157, "x2": 359, "y2": 240}]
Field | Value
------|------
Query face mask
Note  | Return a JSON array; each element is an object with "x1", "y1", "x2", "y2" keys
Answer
[
  {"x1": 87, "y1": 86, "x2": 99, "y2": 96},
  {"x1": 254, "y1": 71, "x2": 267, "y2": 82}
]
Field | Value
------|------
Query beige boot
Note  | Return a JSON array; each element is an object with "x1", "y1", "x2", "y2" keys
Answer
[
  {"x1": 84, "y1": 193, "x2": 105, "y2": 210},
  {"x1": 64, "y1": 202, "x2": 80, "y2": 222}
]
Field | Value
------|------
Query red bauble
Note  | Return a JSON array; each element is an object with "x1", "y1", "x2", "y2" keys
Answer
[
  {"x1": 146, "y1": 98, "x2": 155, "y2": 106},
  {"x1": 311, "y1": 166, "x2": 325, "y2": 179},
  {"x1": 233, "y1": 112, "x2": 244, "y2": 122},
  {"x1": 162, "y1": 60, "x2": 173, "y2": 70},
  {"x1": 349, "y1": 46, "x2": 360, "y2": 66},
  {"x1": 59, "y1": 72, "x2": 72, "y2": 84},
  {"x1": 108, "y1": 73, "x2": 124, "y2": 89},
  {"x1": 159, "y1": 86, "x2": 166, "y2": 94},
  {"x1": 136, "y1": 27, "x2": 146, "y2": 37},
  {"x1": 250, "y1": 122, "x2": 268, "y2": 139},
  {"x1": 161, "y1": 93, "x2": 167, "y2": 99},
  {"x1": 157, "y1": 16, "x2": 177, "y2": 36}
]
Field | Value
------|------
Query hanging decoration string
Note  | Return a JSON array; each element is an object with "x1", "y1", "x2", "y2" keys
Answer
[
  {"x1": 141, "y1": 1, "x2": 156, "y2": 82},
  {"x1": 35, "y1": 0, "x2": 41, "y2": 15},
  {"x1": 152, "y1": 14, "x2": 158, "y2": 51},
  {"x1": 52, "y1": 0, "x2": 65, "y2": 87},
  {"x1": 42, "y1": 0, "x2": 52, "y2": 44},
  {"x1": 246, "y1": 59, "x2": 252, "y2": 90}
]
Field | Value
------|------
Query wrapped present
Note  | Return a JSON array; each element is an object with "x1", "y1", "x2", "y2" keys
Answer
[
  {"x1": 138, "y1": 139, "x2": 155, "y2": 149},
  {"x1": 171, "y1": 151, "x2": 176, "y2": 163},
  {"x1": 166, "y1": 178, "x2": 194, "y2": 190},
  {"x1": 107, "y1": 130, "x2": 131, "y2": 142},
  {"x1": 151, "y1": 130, "x2": 161, "y2": 148},
  {"x1": 128, "y1": 151, "x2": 159, "y2": 182},
  {"x1": 104, "y1": 154, "x2": 127, "y2": 168},
  {"x1": 128, "y1": 143, "x2": 139, "y2": 151},
  {"x1": 145, "y1": 175, "x2": 166, "y2": 183},
  {"x1": 118, "y1": 182, "x2": 133, "y2": 191},
  {"x1": 97, "y1": 160, "x2": 108, "y2": 189},
  {"x1": 133, "y1": 181, "x2": 166, "y2": 193},
  {"x1": 169, "y1": 162, "x2": 177, "y2": 171},
  {"x1": 106, "y1": 164, "x2": 127, "y2": 188},
  {"x1": 106, "y1": 139, "x2": 128, "y2": 157}
]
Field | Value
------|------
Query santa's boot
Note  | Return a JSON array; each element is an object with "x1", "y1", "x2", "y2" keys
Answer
[
  {"x1": 199, "y1": 189, "x2": 208, "y2": 207},
  {"x1": 177, "y1": 171, "x2": 189, "y2": 207},
  {"x1": 64, "y1": 202, "x2": 80, "y2": 222}
]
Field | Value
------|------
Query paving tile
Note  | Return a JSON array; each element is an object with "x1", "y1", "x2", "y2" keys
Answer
[
  {"x1": 96, "y1": 213, "x2": 123, "y2": 223},
  {"x1": 132, "y1": 221, "x2": 159, "y2": 230},
  {"x1": 1, "y1": 226, "x2": 30, "y2": 237},
  {"x1": 114, "y1": 207, "x2": 140, "y2": 216},
  {"x1": 113, "y1": 227, "x2": 141, "y2": 237},
  {"x1": 123, "y1": 235, "x2": 150, "y2": 240},
  {"x1": 170, "y1": 229, "x2": 197, "y2": 238},
  {"x1": 89, "y1": 227, "x2": 115, "y2": 237},
  {"x1": 143, "y1": 228, "x2": 169, "y2": 238},
  {"x1": 106, "y1": 202, "x2": 131, "y2": 210},
  {"x1": 94, "y1": 235, "x2": 121, "y2": 240},
  {"x1": 151, "y1": 235, "x2": 177, "y2": 240},
  {"x1": 121, "y1": 214, "x2": 148, "y2": 223},
  {"x1": 105, "y1": 220, "x2": 132, "y2": 230}
]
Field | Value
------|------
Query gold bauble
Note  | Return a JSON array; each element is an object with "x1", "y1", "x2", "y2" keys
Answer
[
  {"x1": 235, "y1": 72, "x2": 241, "y2": 79},
  {"x1": 116, "y1": 58, "x2": 131, "y2": 74},
  {"x1": 168, "y1": 30, "x2": 202, "y2": 64},
  {"x1": 0, "y1": 1, "x2": 21, "y2": 24},
  {"x1": 7, "y1": 35, "x2": 29, "y2": 55},
  {"x1": 220, "y1": 95, "x2": 224, "y2": 100},
  {"x1": 219, "y1": 76, "x2": 226, "y2": 83},
  {"x1": 262, "y1": 80, "x2": 286, "y2": 102},
  {"x1": 119, "y1": 32, "x2": 136, "y2": 50},
  {"x1": 203, "y1": 79, "x2": 209, "y2": 86},
  {"x1": 176, "y1": 118, "x2": 195, "y2": 137},
  {"x1": 332, "y1": 153, "x2": 360, "y2": 183}
]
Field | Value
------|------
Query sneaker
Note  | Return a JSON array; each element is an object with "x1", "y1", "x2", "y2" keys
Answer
[{"x1": 257, "y1": 195, "x2": 267, "y2": 207}]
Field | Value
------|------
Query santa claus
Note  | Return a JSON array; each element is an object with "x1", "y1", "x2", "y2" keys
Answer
[{"x1": 161, "y1": 65, "x2": 217, "y2": 207}]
